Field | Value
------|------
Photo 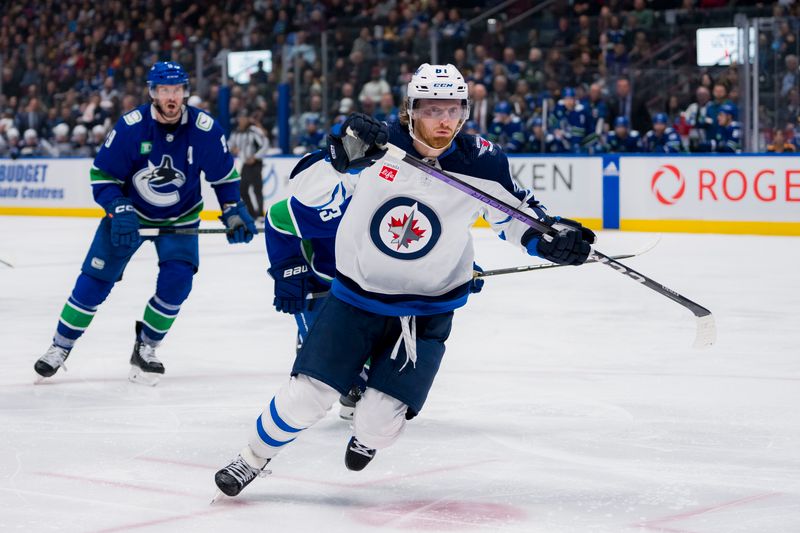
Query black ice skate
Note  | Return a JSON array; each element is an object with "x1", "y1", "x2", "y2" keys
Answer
[
  {"x1": 344, "y1": 436, "x2": 376, "y2": 471},
  {"x1": 339, "y1": 386, "x2": 363, "y2": 421},
  {"x1": 214, "y1": 452, "x2": 271, "y2": 500},
  {"x1": 34, "y1": 344, "x2": 70, "y2": 380},
  {"x1": 129, "y1": 321, "x2": 164, "y2": 386}
]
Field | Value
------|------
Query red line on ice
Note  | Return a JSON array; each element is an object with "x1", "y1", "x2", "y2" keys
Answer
[
  {"x1": 632, "y1": 492, "x2": 781, "y2": 531},
  {"x1": 91, "y1": 506, "x2": 243, "y2": 533},
  {"x1": 33, "y1": 471, "x2": 197, "y2": 498},
  {"x1": 137, "y1": 455, "x2": 497, "y2": 489}
]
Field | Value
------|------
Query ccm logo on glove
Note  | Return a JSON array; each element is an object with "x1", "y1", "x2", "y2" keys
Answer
[{"x1": 113, "y1": 204, "x2": 135, "y2": 214}]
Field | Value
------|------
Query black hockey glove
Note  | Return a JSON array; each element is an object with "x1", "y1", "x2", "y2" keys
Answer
[
  {"x1": 268, "y1": 257, "x2": 311, "y2": 314},
  {"x1": 552, "y1": 216, "x2": 596, "y2": 245},
  {"x1": 327, "y1": 113, "x2": 388, "y2": 173},
  {"x1": 522, "y1": 217, "x2": 595, "y2": 266}
]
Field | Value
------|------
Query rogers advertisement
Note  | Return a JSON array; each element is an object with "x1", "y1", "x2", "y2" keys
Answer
[{"x1": 620, "y1": 156, "x2": 800, "y2": 223}]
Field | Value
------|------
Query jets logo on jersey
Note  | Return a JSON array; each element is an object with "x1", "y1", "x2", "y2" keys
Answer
[
  {"x1": 476, "y1": 136, "x2": 494, "y2": 156},
  {"x1": 132, "y1": 154, "x2": 187, "y2": 207},
  {"x1": 370, "y1": 197, "x2": 441, "y2": 260}
]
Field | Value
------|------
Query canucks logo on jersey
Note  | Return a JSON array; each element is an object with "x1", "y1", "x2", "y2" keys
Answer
[
  {"x1": 369, "y1": 197, "x2": 441, "y2": 260},
  {"x1": 132, "y1": 155, "x2": 187, "y2": 207}
]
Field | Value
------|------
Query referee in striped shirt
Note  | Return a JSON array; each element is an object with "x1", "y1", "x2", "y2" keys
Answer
[{"x1": 228, "y1": 112, "x2": 270, "y2": 221}]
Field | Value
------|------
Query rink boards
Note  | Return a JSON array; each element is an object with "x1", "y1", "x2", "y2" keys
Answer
[{"x1": 0, "y1": 154, "x2": 798, "y2": 235}]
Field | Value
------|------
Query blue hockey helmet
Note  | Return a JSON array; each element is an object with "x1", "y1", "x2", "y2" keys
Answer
[
  {"x1": 464, "y1": 120, "x2": 479, "y2": 131},
  {"x1": 652, "y1": 112, "x2": 668, "y2": 125},
  {"x1": 561, "y1": 87, "x2": 576, "y2": 98},
  {"x1": 614, "y1": 116, "x2": 630, "y2": 128},
  {"x1": 147, "y1": 61, "x2": 189, "y2": 89},
  {"x1": 494, "y1": 101, "x2": 512, "y2": 115},
  {"x1": 719, "y1": 103, "x2": 738, "y2": 119}
]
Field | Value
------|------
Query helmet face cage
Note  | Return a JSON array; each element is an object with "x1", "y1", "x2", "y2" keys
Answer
[{"x1": 406, "y1": 63, "x2": 471, "y2": 147}]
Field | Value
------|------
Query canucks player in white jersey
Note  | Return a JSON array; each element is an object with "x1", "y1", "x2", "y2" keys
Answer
[
  {"x1": 214, "y1": 64, "x2": 595, "y2": 497},
  {"x1": 34, "y1": 62, "x2": 257, "y2": 385}
]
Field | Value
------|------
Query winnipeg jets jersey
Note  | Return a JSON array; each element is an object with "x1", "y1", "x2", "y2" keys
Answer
[
  {"x1": 90, "y1": 104, "x2": 240, "y2": 226},
  {"x1": 269, "y1": 122, "x2": 548, "y2": 316}
]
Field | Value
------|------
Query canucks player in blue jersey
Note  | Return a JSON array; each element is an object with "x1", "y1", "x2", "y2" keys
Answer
[
  {"x1": 34, "y1": 62, "x2": 257, "y2": 385},
  {"x1": 642, "y1": 113, "x2": 683, "y2": 153},
  {"x1": 213, "y1": 63, "x2": 595, "y2": 499},
  {"x1": 707, "y1": 103, "x2": 742, "y2": 153},
  {"x1": 602, "y1": 116, "x2": 641, "y2": 153},
  {"x1": 549, "y1": 87, "x2": 595, "y2": 153},
  {"x1": 486, "y1": 101, "x2": 526, "y2": 153},
  {"x1": 525, "y1": 116, "x2": 568, "y2": 153}
]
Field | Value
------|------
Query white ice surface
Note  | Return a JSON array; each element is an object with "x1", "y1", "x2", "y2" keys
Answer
[{"x1": 1, "y1": 216, "x2": 799, "y2": 532}]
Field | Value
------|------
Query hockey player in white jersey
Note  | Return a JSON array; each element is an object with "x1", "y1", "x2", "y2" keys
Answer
[{"x1": 214, "y1": 63, "x2": 595, "y2": 497}]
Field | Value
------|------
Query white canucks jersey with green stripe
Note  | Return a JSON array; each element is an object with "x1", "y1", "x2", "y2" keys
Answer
[{"x1": 91, "y1": 104, "x2": 239, "y2": 226}]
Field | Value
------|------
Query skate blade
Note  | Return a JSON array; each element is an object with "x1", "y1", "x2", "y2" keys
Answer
[
  {"x1": 339, "y1": 406, "x2": 355, "y2": 421},
  {"x1": 128, "y1": 366, "x2": 161, "y2": 386},
  {"x1": 210, "y1": 490, "x2": 227, "y2": 505},
  {"x1": 33, "y1": 364, "x2": 66, "y2": 384}
]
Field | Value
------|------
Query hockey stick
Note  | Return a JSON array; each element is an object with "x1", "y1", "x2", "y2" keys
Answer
[
  {"x1": 303, "y1": 252, "x2": 637, "y2": 301},
  {"x1": 138, "y1": 226, "x2": 265, "y2": 237},
  {"x1": 479, "y1": 253, "x2": 634, "y2": 278},
  {"x1": 380, "y1": 142, "x2": 715, "y2": 348},
  {"x1": 0, "y1": 257, "x2": 13, "y2": 268},
  {"x1": 478, "y1": 237, "x2": 660, "y2": 278}
]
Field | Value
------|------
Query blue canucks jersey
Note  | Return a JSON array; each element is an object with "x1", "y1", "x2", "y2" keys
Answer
[
  {"x1": 602, "y1": 130, "x2": 641, "y2": 152},
  {"x1": 642, "y1": 127, "x2": 683, "y2": 153},
  {"x1": 486, "y1": 117, "x2": 526, "y2": 153},
  {"x1": 582, "y1": 98, "x2": 608, "y2": 135},
  {"x1": 90, "y1": 104, "x2": 240, "y2": 226},
  {"x1": 525, "y1": 132, "x2": 568, "y2": 153},
  {"x1": 711, "y1": 121, "x2": 742, "y2": 153},
  {"x1": 549, "y1": 101, "x2": 594, "y2": 153}
]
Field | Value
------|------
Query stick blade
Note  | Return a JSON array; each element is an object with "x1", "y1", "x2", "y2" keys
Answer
[{"x1": 692, "y1": 314, "x2": 717, "y2": 349}]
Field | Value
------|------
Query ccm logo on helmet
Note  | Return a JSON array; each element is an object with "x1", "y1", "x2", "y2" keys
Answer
[{"x1": 432, "y1": 83, "x2": 454, "y2": 88}]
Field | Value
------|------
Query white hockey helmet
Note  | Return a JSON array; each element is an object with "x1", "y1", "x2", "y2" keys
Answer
[
  {"x1": 72, "y1": 124, "x2": 88, "y2": 140},
  {"x1": 53, "y1": 123, "x2": 70, "y2": 139},
  {"x1": 407, "y1": 63, "x2": 469, "y2": 102},
  {"x1": 23, "y1": 128, "x2": 38, "y2": 141},
  {"x1": 406, "y1": 63, "x2": 470, "y2": 150}
]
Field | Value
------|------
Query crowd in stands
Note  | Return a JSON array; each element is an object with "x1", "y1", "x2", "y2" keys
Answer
[{"x1": 1, "y1": 0, "x2": 800, "y2": 159}]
